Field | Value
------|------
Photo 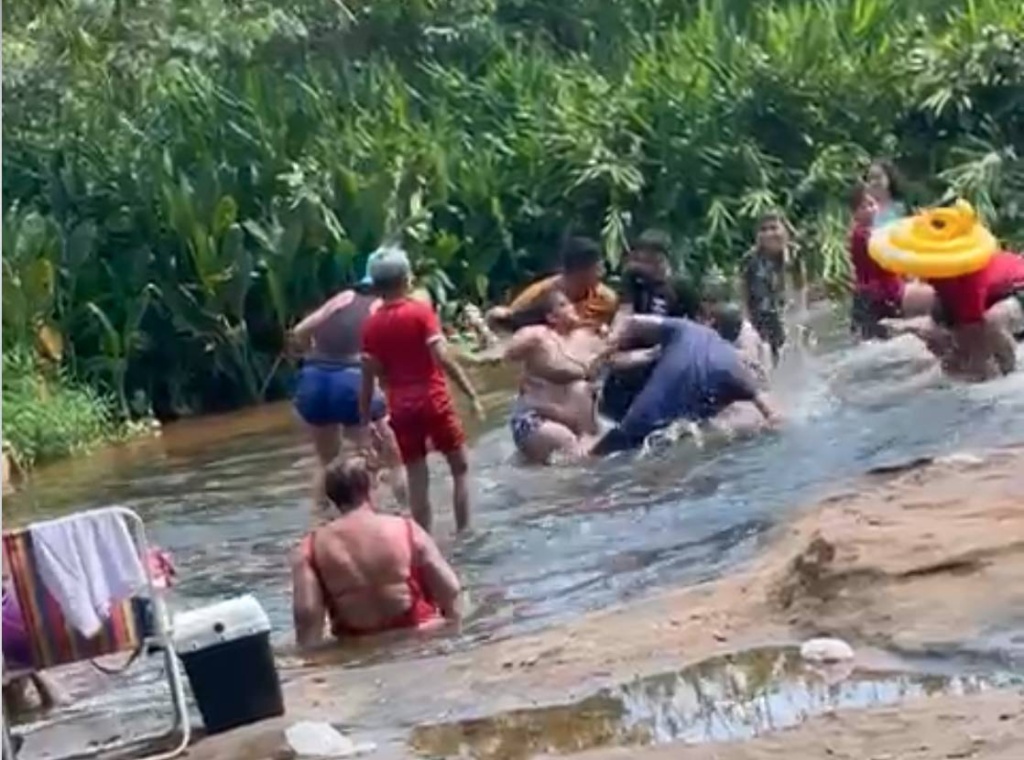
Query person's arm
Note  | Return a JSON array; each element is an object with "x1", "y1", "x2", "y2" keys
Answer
[
  {"x1": 290, "y1": 291, "x2": 355, "y2": 352},
  {"x1": 422, "y1": 307, "x2": 483, "y2": 415},
  {"x1": 290, "y1": 543, "x2": 327, "y2": 649},
  {"x1": 786, "y1": 244, "x2": 808, "y2": 313},
  {"x1": 606, "y1": 346, "x2": 661, "y2": 371},
  {"x1": 410, "y1": 522, "x2": 462, "y2": 622},
  {"x1": 359, "y1": 353, "x2": 382, "y2": 426}
]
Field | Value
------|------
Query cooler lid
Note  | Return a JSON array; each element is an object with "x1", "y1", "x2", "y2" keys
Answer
[{"x1": 172, "y1": 594, "x2": 272, "y2": 652}]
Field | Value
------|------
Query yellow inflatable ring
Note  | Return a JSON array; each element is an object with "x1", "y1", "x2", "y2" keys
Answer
[{"x1": 868, "y1": 199, "x2": 997, "y2": 280}]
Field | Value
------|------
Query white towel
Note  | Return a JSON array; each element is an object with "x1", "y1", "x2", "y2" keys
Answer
[{"x1": 31, "y1": 512, "x2": 147, "y2": 637}]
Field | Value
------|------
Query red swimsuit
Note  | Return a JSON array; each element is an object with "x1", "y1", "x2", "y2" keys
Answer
[{"x1": 305, "y1": 518, "x2": 439, "y2": 637}]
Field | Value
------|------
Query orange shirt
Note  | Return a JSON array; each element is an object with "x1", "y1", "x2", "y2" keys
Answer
[{"x1": 509, "y1": 275, "x2": 618, "y2": 327}]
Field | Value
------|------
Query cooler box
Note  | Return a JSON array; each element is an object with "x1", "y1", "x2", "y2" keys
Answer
[{"x1": 173, "y1": 595, "x2": 284, "y2": 734}]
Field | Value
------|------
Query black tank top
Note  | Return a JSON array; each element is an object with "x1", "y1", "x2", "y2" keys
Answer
[{"x1": 310, "y1": 293, "x2": 376, "y2": 363}]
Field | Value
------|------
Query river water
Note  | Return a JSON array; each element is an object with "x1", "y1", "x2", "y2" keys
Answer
[{"x1": 6, "y1": 305, "x2": 1024, "y2": 751}]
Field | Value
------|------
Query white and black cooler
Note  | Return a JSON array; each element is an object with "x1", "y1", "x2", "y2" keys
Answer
[{"x1": 173, "y1": 595, "x2": 284, "y2": 734}]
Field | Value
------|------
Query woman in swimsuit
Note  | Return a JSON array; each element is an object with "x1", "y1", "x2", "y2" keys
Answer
[
  {"x1": 290, "y1": 456, "x2": 462, "y2": 648},
  {"x1": 290, "y1": 252, "x2": 406, "y2": 508},
  {"x1": 504, "y1": 290, "x2": 604, "y2": 464}
]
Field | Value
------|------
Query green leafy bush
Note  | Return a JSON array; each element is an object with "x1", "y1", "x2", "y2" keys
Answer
[{"x1": 2, "y1": 348, "x2": 119, "y2": 469}]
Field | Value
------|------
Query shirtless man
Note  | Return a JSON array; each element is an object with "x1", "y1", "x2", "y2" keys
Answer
[
  {"x1": 504, "y1": 290, "x2": 604, "y2": 463},
  {"x1": 487, "y1": 237, "x2": 618, "y2": 333},
  {"x1": 291, "y1": 456, "x2": 462, "y2": 648}
]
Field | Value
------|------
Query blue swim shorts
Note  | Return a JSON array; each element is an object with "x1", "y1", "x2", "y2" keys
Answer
[{"x1": 293, "y1": 362, "x2": 386, "y2": 427}]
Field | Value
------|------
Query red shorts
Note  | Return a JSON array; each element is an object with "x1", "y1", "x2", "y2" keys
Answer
[{"x1": 390, "y1": 403, "x2": 465, "y2": 464}]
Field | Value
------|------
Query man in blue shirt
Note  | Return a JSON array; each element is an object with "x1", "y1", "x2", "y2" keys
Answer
[{"x1": 591, "y1": 309, "x2": 781, "y2": 456}]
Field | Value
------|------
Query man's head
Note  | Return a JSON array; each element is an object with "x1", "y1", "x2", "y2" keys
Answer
[
  {"x1": 707, "y1": 301, "x2": 744, "y2": 343},
  {"x1": 323, "y1": 455, "x2": 373, "y2": 514},
  {"x1": 849, "y1": 180, "x2": 879, "y2": 228},
  {"x1": 627, "y1": 229, "x2": 673, "y2": 282},
  {"x1": 560, "y1": 236, "x2": 604, "y2": 294},
  {"x1": 667, "y1": 275, "x2": 702, "y2": 319},
  {"x1": 368, "y1": 245, "x2": 412, "y2": 297},
  {"x1": 699, "y1": 274, "x2": 733, "y2": 317},
  {"x1": 754, "y1": 210, "x2": 790, "y2": 257}
]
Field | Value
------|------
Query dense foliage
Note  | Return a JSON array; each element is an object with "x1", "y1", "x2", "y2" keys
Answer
[{"x1": 3, "y1": 0, "x2": 1023, "y2": 435}]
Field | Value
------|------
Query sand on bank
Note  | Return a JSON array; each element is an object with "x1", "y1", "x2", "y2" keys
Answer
[{"x1": 187, "y1": 444, "x2": 1024, "y2": 759}]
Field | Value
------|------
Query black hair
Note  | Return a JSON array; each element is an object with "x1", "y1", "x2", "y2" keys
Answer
[
  {"x1": 323, "y1": 456, "x2": 372, "y2": 512},
  {"x1": 867, "y1": 158, "x2": 907, "y2": 201},
  {"x1": 667, "y1": 276, "x2": 701, "y2": 319},
  {"x1": 560, "y1": 236, "x2": 603, "y2": 274},
  {"x1": 709, "y1": 302, "x2": 744, "y2": 343},
  {"x1": 631, "y1": 228, "x2": 672, "y2": 259}
]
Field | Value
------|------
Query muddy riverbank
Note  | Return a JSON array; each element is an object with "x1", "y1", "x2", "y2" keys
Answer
[{"x1": 184, "y1": 443, "x2": 1024, "y2": 760}]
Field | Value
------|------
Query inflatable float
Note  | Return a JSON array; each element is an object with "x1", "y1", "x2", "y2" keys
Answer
[{"x1": 868, "y1": 199, "x2": 997, "y2": 279}]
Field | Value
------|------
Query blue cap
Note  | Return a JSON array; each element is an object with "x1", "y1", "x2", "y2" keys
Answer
[{"x1": 359, "y1": 250, "x2": 380, "y2": 286}]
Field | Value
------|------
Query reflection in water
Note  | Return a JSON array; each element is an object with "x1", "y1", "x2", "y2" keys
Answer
[
  {"x1": 5, "y1": 307, "x2": 1024, "y2": 742},
  {"x1": 410, "y1": 647, "x2": 1020, "y2": 759}
]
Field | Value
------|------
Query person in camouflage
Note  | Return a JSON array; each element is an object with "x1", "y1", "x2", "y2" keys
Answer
[{"x1": 738, "y1": 210, "x2": 805, "y2": 364}]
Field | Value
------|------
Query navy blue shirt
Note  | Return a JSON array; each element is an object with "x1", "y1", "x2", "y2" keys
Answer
[{"x1": 595, "y1": 318, "x2": 756, "y2": 454}]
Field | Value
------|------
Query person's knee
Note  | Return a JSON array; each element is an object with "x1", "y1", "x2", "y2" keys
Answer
[{"x1": 445, "y1": 448, "x2": 469, "y2": 476}]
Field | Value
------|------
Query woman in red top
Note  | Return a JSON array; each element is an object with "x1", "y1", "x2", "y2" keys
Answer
[
  {"x1": 290, "y1": 456, "x2": 462, "y2": 649},
  {"x1": 847, "y1": 182, "x2": 935, "y2": 339}
]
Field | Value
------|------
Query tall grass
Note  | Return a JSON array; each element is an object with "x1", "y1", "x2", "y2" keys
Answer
[
  {"x1": 2, "y1": 0, "x2": 1023, "y2": 423},
  {"x1": 2, "y1": 348, "x2": 121, "y2": 469}
]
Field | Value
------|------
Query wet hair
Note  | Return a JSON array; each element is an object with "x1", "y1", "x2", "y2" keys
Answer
[
  {"x1": 323, "y1": 456, "x2": 372, "y2": 512},
  {"x1": 709, "y1": 302, "x2": 744, "y2": 343},
  {"x1": 848, "y1": 180, "x2": 872, "y2": 212},
  {"x1": 560, "y1": 236, "x2": 603, "y2": 274},
  {"x1": 866, "y1": 158, "x2": 907, "y2": 201},
  {"x1": 701, "y1": 275, "x2": 733, "y2": 305},
  {"x1": 504, "y1": 287, "x2": 566, "y2": 331},
  {"x1": 667, "y1": 276, "x2": 701, "y2": 319}
]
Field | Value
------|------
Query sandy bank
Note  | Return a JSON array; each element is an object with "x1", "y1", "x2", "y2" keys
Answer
[{"x1": 186, "y1": 444, "x2": 1024, "y2": 759}]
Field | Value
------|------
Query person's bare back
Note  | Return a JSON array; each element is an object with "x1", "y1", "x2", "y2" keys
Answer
[{"x1": 292, "y1": 457, "x2": 461, "y2": 648}]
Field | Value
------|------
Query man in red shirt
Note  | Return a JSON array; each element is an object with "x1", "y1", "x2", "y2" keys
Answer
[
  {"x1": 359, "y1": 247, "x2": 485, "y2": 534},
  {"x1": 885, "y1": 251, "x2": 1024, "y2": 379}
]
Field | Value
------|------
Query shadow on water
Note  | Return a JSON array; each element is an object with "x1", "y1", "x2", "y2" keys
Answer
[
  {"x1": 409, "y1": 646, "x2": 1023, "y2": 759},
  {"x1": 6, "y1": 305, "x2": 1024, "y2": 745}
]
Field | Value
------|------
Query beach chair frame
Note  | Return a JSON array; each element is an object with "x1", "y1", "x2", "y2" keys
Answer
[{"x1": 2, "y1": 507, "x2": 191, "y2": 760}]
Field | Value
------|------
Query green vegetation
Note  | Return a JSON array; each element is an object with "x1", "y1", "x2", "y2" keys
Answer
[{"x1": 3, "y1": 0, "x2": 1023, "y2": 443}]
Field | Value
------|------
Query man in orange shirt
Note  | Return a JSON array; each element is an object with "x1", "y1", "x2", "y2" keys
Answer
[{"x1": 487, "y1": 237, "x2": 618, "y2": 332}]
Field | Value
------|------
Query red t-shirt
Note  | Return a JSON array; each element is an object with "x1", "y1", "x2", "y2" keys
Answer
[
  {"x1": 928, "y1": 251, "x2": 1024, "y2": 326},
  {"x1": 361, "y1": 297, "x2": 451, "y2": 414},
  {"x1": 849, "y1": 224, "x2": 904, "y2": 305}
]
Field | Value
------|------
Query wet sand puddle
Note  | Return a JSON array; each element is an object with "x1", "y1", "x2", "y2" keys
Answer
[
  {"x1": 6, "y1": 307, "x2": 1024, "y2": 755},
  {"x1": 409, "y1": 647, "x2": 1023, "y2": 759}
]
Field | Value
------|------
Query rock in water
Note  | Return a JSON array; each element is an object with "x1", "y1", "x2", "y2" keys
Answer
[{"x1": 800, "y1": 637, "x2": 854, "y2": 663}]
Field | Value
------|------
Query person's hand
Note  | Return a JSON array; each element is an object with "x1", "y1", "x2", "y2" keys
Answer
[{"x1": 471, "y1": 397, "x2": 486, "y2": 422}]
